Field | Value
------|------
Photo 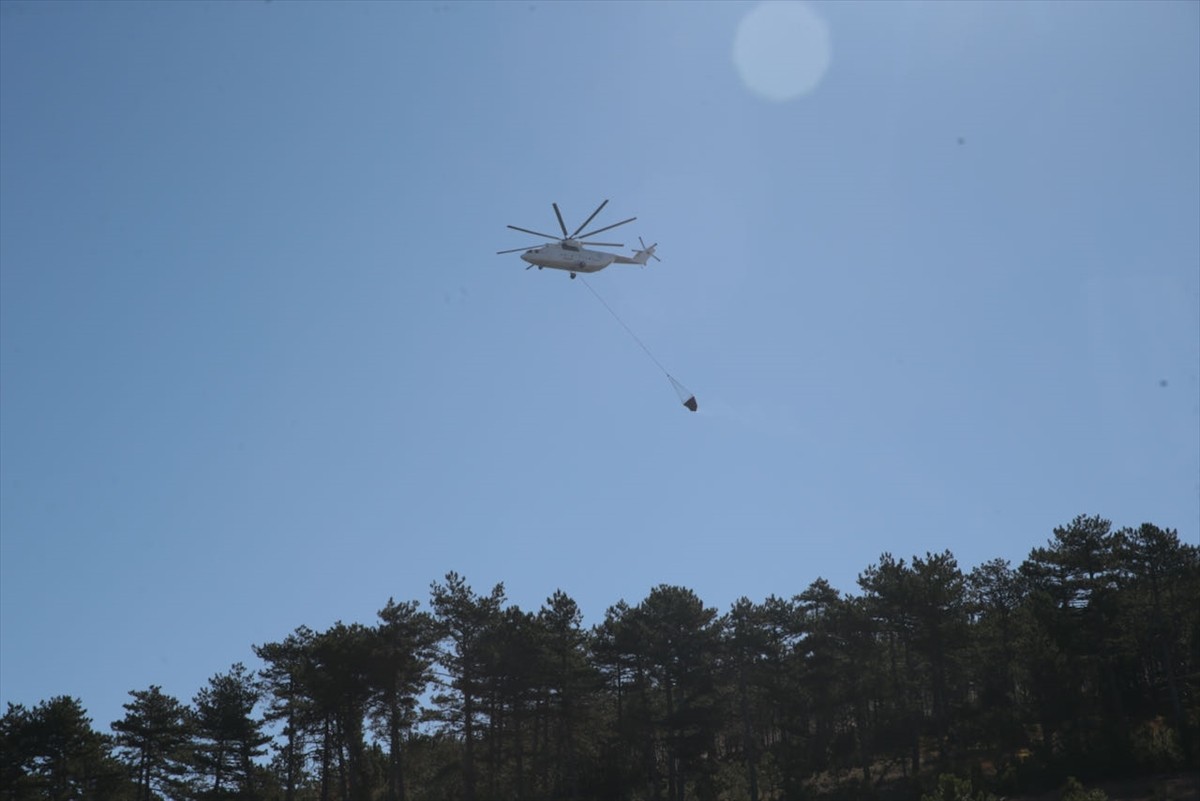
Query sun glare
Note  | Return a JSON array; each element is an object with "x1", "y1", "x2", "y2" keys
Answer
[{"x1": 733, "y1": 1, "x2": 832, "y2": 102}]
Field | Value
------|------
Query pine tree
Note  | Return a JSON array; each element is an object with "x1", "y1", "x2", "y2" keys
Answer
[
  {"x1": 722, "y1": 597, "x2": 768, "y2": 801},
  {"x1": 308, "y1": 622, "x2": 378, "y2": 801},
  {"x1": 637, "y1": 585, "x2": 722, "y2": 801},
  {"x1": 428, "y1": 572, "x2": 505, "y2": 801},
  {"x1": 965, "y1": 558, "x2": 1027, "y2": 750},
  {"x1": 253, "y1": 626, "x2": 316, "y2": 801},
  {"x1": 1115, "y1": 524, "x2": 1200, "y2": 765},
  {"x1": 192, "y1": 662, "x2": 270, "y2": 799},
  {"x1": 537, "y1": 589, "x2": 597, "y2": 800},
  {"x1": 111, "y1": 686, "x2": 192, "y2": 801},
  {"x1": 1019, "y1": 515, "x2": 1124, "y2": 766},
  {"x1": 859, "y1": 553, "x2": 923, "y2": 777},
  {"x1": 1, "y1": 697, "x2": 131, "y2": 801},
  {"x1": 591, "y1": 599, "x2": 654, "y2": 800},
  {"x1": 370, "y1": 598, "x2": 439, "y2": 801}
]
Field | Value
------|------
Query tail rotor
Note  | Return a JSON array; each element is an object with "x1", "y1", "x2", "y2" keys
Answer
[{"x1": 637, "y1": 236, "x2": 661, "y2": 266}]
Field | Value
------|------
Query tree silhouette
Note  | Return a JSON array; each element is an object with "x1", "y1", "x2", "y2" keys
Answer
[
  {"x1": 110, "y1": 686, "x2": 191, "y2": 801},
  {"x1": 253, "y1": 626, "x2": 315, "y2": 801},
  {"x1": 192, "y1": 662, "x2": 270, "y2": 799},
  {"x1": 1, "y1": 697, "x2": 130, "y2": 801},
  {"x1": 370, "y1": 598, "x2": 439, "y2": 801},
  {"x1": 14, "y1": 513, "x2": 1197, "y2": 801},
  {"x1": 428, "y1": 571, "x2": 505, "y2": 801}
]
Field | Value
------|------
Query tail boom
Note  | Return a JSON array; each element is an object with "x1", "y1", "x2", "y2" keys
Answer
[{"x1": 613, "y1": 242, "x2": 658, "y2": 266}]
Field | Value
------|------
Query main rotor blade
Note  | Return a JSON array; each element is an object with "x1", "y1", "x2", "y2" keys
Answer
[
  {"x1": 496, "y1": 244, "x2": 542, "y2": 254},
  {"x1": 570, "y1": 199, "x2": 609, "y2": 239},
  {"x1": 575, "y1": 216, "x2": 636, "y2": 240},
  {"x1": 552, "y1": 203, "x2": 569, "y2": 238},
  {"x1": 507, "y1": 225, "x2": 561, "y2": 240}
]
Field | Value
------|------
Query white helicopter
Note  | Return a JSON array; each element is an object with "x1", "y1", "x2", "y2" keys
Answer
[{"x1": 497, "y1": 199, "x2": 660, "y2": 278}]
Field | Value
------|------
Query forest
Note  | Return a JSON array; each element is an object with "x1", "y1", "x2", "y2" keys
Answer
[{"x1": 2, "y1": 514, "x2": 1198, "y2": 801}]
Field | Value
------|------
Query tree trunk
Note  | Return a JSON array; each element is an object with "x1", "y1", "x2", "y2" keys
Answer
[
  {"x1": 738, "y1": 664, "x2": 760, "y2": 801},
  {"x1": 463, "y1": 681, "x2": 477, "y2": 801},
  {"x1": 664, "y1": 680, "x2": 678, "y2": 801},
  {"x1": 388, "y1": 707, "x2": 406, "y2": 801},
  {"x1": 515, "y1": 700, "x2": 525, "y2": 800}
]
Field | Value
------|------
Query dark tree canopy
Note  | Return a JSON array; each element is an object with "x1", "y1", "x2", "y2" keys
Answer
[
  {"x1": 9, "y1": 515, "x2": 1199, "y2": 801},
  {"x1": 110, "y1": 686, "x2": 192, "y2": 801}
]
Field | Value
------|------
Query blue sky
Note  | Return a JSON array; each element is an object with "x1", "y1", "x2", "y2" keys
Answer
[{"x1": 2, "y1": 1, "x2": 1197, "y2": 732}]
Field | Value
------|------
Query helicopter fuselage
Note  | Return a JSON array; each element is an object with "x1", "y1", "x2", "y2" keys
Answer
[
  {"x1": 521, "y1": 242, "x2": 616, "y2": 274},
  {"x1": 498, "y1": 201, "x2": 655, "y2": 276}
]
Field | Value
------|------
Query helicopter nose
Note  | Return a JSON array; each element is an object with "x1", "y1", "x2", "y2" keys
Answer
[{"x1": 520, "y1": 251, "x2": 534, "y2": 263}]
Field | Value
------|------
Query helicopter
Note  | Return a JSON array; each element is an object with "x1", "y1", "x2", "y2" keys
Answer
[{"x1": 497, "y1": 199, "x2": 660, "y2": 278}]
